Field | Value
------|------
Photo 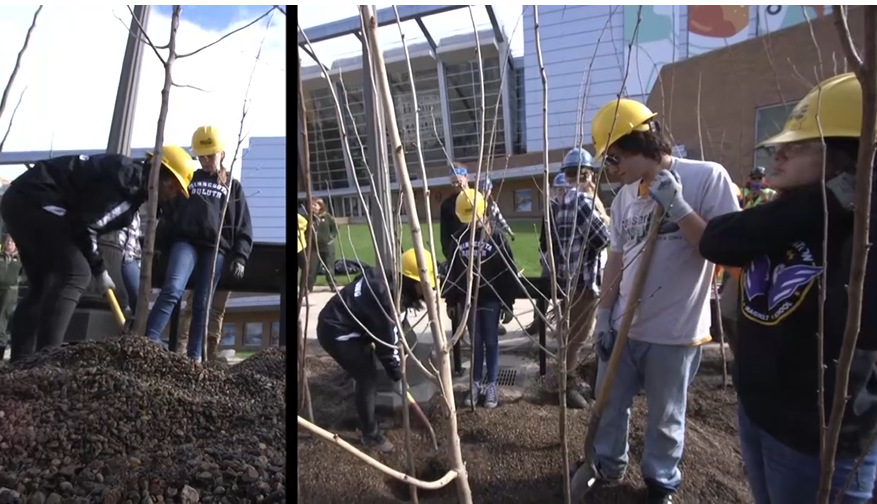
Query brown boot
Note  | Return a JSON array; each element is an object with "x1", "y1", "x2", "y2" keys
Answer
[{"x1": 206, "y1": 338, "x2": 219, "y2": 361}]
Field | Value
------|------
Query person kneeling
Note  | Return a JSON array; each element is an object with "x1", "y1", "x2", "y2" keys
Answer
[{"x1": 316, "y1": 248, "x2": 436, "y2": 453}]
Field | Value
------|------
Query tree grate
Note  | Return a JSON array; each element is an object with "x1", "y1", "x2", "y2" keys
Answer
[{"x1": 496, "y1": 367, "x2": 518, "y2": 387}]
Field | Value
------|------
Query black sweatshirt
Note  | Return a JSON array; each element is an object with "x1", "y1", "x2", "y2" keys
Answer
[
  {"x1": 440, "y1": 192, "x2": 464, "y2": 261},
  {"x1": 172, "y1": 170, "x2": 254, "y2": 262},
  {"x1": 443, "y1": 225, "x2": 521, "y2": 311},
  {"x1": 699, "y1": 184, "x2": 877, "y2": 458},
  {"x1": 7, "y1": 154, "x2": 148, "y2": 276},
  {"x1": 317, "y1": 267, "x2": 402, "y2": 380}
]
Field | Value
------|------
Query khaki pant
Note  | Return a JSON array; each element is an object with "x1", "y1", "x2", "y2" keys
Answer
[
  {"x1": 559, "y1": 290, "x2": 598, "y2": 380},
  {"x1": 177, "y1": 290, "x2": 231, "y2": 361}
]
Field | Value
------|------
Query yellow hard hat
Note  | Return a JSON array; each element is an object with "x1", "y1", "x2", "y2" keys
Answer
[
  {"x1": 191, "y1": 125, "x2": 226, "y2": 157},
  {"x1": 731, "y1": 182, "x2": 742, "y2": 200},
  {"x1": 400, "y1": 248, "x2": 436, "y2": 289},
  {"x1": 591, "y1": 99, "x2": 658, "y2": 159},
  {"x1": 454, "y1": 188, "x2": 486, "y2": 223},
  {"x1": 758, "y1": 73, "x2": 871, "y2": 147},
  {"x1": 145, "y1": 145, "x2": 195, "y2": 198}
]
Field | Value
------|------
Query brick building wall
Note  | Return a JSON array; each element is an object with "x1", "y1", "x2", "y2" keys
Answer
[{"x1": 646, "y1": 7, "x2": 866, "y2": 184}]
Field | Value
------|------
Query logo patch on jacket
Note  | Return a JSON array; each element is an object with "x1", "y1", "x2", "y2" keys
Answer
[{"x1": 741, "y1": 241, "x2": 822, "y2": 325}]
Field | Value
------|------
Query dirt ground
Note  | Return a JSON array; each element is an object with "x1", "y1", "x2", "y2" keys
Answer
[{"x1": 297, "y1": 350, "x2": 751, "y2": 504}]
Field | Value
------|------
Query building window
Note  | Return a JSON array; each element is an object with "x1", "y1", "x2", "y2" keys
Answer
[
  {"x1": 388, "y1": 67, "x2": 446, "y2": 166},
  {"x1": 305, "y1": 86, "x2": 349, "y2": 191},
  {"x1": 336, "y1": 81, "x2": 380, "y2": 186},
  {"x1": 514, "y1": 189, "x2": 533, "y2": 213},
  {"x1": 270, "y1": 321, "x2": 280, "y2": 346},
  {"x1": 244, "y1": 322, "x2": 263, "y2": 347},
  {"x1": 221, "y1": 323, "x2": 237, "y2": 347},
  {"x1": 754, "y1": 102, "x2": 798, "y2": 174},
  {"x1": 446, "y1": 58, "x2": 506, "y2": 162}
]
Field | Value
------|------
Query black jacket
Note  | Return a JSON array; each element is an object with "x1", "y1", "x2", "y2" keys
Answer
[
  {"x1": 317, "y1": 267, "x2": 402, "y2": 380},
  {"x1": 443, "y1": 225, "x2": 520, "y2": 310},
  {"x1": 7, "y1": 154, "x2": 147, "y2": 275},
  {"x1": 440, "y1": 192, "x2": 464, "y2": 261},
  {"x1": 172, "y1": 170, "x2": 254, "y2": 262},
  {"x1": 700, "y1": 184, "x2": 877, "y2": 458}
]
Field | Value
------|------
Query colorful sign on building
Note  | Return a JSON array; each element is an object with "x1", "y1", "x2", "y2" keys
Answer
[
  {"x1": 757, "y1": 5, "x2": 832, "y2": 35},
  {"x1": 687, "y1": 6, "x2": 752, "y2": 57}
]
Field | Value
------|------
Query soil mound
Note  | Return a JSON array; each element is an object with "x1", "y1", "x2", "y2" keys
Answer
[
  {"x1": 299, "y1": 351, "x2": 751, "y2": 503},
  {"x1": 0, "y1": 337, "x2": 286, "y2": 503}
]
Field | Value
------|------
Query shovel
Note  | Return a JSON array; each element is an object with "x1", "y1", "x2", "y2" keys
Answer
[
  {"x1": 570, "y1": 207, "x2": 664, "y2": 501},
  {"x1": 105, "y1": 288, "x2": 127, "y2": 332}
]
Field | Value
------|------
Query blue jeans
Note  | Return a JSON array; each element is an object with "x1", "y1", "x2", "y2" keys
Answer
[
  {"x1": 469, "y1": 299, "x2": 501, "y2": 385},
  {"x1": 145, "y1": 241, "x2": 225, "y2": 360},
  {"x1": 591, "y1": 340, "x2": 702, "y2": 492},
  {"x1": 737, "y1": 404, "x2": 877, "y2": 504},
  {"x1": 121, "y1": 259, "x2": 140, "y2": 313}
]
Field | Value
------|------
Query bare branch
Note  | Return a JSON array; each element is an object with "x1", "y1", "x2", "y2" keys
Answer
[
  {"x1": 0, "y1": 6, "x2": 41, "y2": 128},
  {"x1": 177, "y1": 7, "x2": 276, "y2": 59},
  {"x1": 171, "y1": 80, "x2": 210, "y2": 92},
  {"x1": 0, "y1": 86, "x2": 26, "y2": 155},
  {"x1": 833, "y1": 6, "x2": 863, "y2": 70},
  {"x1": 125, "y1": 5, "x2": 169, "y2": 63}
]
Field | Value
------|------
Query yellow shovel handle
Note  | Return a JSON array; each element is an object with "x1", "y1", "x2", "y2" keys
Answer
[{"x1": 105, "y1": 289, "x2": 127, "y2": 330}]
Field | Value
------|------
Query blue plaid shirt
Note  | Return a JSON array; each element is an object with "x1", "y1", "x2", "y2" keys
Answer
[{"x1": 548, "y1": 188, "x2": 610, "y2": 295}]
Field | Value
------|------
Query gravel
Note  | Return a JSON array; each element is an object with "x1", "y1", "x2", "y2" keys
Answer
[
  {"x1": 0, "y1": 338, "x2": 286, "y2": 503},
  {"x1": 299, "y1": 349, "x2": 751, "y2": 503}
]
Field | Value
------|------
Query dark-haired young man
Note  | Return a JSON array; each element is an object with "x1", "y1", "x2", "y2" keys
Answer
[{"x1": 572, "y1": 99, "x2": 740, "y2": 503}]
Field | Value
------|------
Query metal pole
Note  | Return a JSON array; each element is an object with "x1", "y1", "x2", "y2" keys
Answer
[
  {"x1": 362, "y1": 15, "x2": 396, "y2": 270},
  {"x1": 107, "y1": 5, "x2": 150, "y2": 156}
]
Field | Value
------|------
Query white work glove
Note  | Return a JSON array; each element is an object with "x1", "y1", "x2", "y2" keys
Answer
[
  {"x1": 594, "y1": 308, "x2": 616, "y2": 362},
  {"x1": 94, "y1": 270, "x2": 116, "y2": 293},
  {"x1": 647, "y1": 169, "x2": 693, "y2": 223},
  {"x1": 229, "y1": 258, "x2": 246, "y2": 281}
]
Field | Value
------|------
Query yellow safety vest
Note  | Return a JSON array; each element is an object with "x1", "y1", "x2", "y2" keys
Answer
[{"x1": 742, "y1": 187, "x2": 777, "y2": 209}]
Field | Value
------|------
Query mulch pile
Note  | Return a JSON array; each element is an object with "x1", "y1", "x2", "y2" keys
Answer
[
  {"x1": 298, "y1": 349, "x2": 750, "y2": 503},
  {"x1": 0, "y1": 338, "x2": 287, "y2": 503}
]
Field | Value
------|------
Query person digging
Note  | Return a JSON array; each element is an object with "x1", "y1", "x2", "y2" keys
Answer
[
  {"x1": 0, "y1": 147, "x2": 194, "y2": 362},
  {"x1": 700, "y1": 72, "x2": 877, "y2": 504},
  {"x1": 0, "y1": 235, "x2": 22, "y2": 360},
  {"x1": 316, "y1": 248, "x2": 436, "y2": 453},
  {"x1": 571, "y1": 99, "x2": 740, "y2": 503},
  {"x1": 544, "y1": 147, "x2": 611, "y2": 409}
]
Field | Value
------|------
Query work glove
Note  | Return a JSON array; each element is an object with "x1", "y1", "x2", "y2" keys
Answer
[
  {"x1": 508, "y1": 231, "x2": 516, "y2": 241},
  {"x1": 392, "y1": 380, "x2": 405, "y2": 398},
  {"x1": 229, "y1": 258, "x2": 246, "y2": 281},
  {"x1": 387, "y1": 366, "x2": 402, "y2": 383},
  {"x1": 94, "y1": 270, "x2": 116, "y2": 293},
  {"x1": 594, "y1": 308, "x2": 616, "y2": 362},
  {"x1": 647, "y1": 169, "x2": 693, "y2": 223}
]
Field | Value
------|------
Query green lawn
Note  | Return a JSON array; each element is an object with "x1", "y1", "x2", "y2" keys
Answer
[{"x1": 307, "y1": 221, "x2": 543, "y2": 286}]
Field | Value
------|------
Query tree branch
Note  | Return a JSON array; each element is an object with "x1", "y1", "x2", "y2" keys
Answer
[
  {"x1": 0, "y1": 6, "x2": 41, "y2": 127},
  {"x1": 832, "y1": 6, "x2": 862, "y2": 70},
  {"x1": 125, "y1": 5, "x2": 168, "y2": 64},
  {"x1": 0, "y1": 87, "x2": 27, "y2": 155},
  {"x1": 177, "y1": 7, "x2": 276, "y2": 59}
]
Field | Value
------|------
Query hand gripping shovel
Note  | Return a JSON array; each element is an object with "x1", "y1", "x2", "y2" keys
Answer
[
  {"x1": 570, "y1": 207, "x2": 664, "y2": 501},
  {"x1": 105, "y1": 288, "x2": 127, "y2": 332}
]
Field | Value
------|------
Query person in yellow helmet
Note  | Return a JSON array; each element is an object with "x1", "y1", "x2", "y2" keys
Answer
[
  {"x1": 0, "y1": 146, "x2": 194, "y2": 361},
  {"x1": 700, "y1": 72, "x2": 877, "y2": 503},
  {"x1": 145, "y1": 126, "x2": 254, "y2": 362},
  {"x1": 741, "y1": 165, "x2": 778, "y2": 208},
  {"x1": 572, "y1": 98, "x2": 740, "y2": 503},
  {"x1": 444, "y1": 188, "x2": 520, "y2": 409},
  {"x1": 317, "y1": 248, "x2": 436, "y2": 453}
]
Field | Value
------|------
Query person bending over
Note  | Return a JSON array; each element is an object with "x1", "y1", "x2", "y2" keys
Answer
[
  {"x1": 0, "y1": 146, "x2": 194, "y2": 361},
  {"x1": 317, "y1": 248, "x2": 436, "y2": 453}
]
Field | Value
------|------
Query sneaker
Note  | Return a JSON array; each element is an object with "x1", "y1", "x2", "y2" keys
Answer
[
  {"x1": 524, "y1": 321, "x2": 541, "y2": 336},
  {"x1": 483, "y1": 382, "x2": 499, "y2": 409},
  {"x1": 361, "y1": 432, "x2": 394, "y2": 453},
  {"x1": 497, "y1": 325, "x2": 507, "y2": 336},
  {"x1": 463, "y1": 382, "x2": 482, "y2": 407}
]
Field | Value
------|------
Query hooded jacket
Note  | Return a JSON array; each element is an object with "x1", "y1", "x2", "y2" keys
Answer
[
  {"x1": 443, "y1": 225, "x2": 520, "y2": 310},
  {"x1": 6, "y1": 154, "x2": 147, "y2": 276},
  {"x1": 700, "y1": 183, "x2": 877, "y2": 458},
  {"x1": 440, "y1": 191, "x2": 465, "y2": 260},
  {"x1": 172, "y1": 170, "x2": 254, "y2": 262},
  {"x1": 317, "y1": 267, "x2": 402, "y2": 380}
]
